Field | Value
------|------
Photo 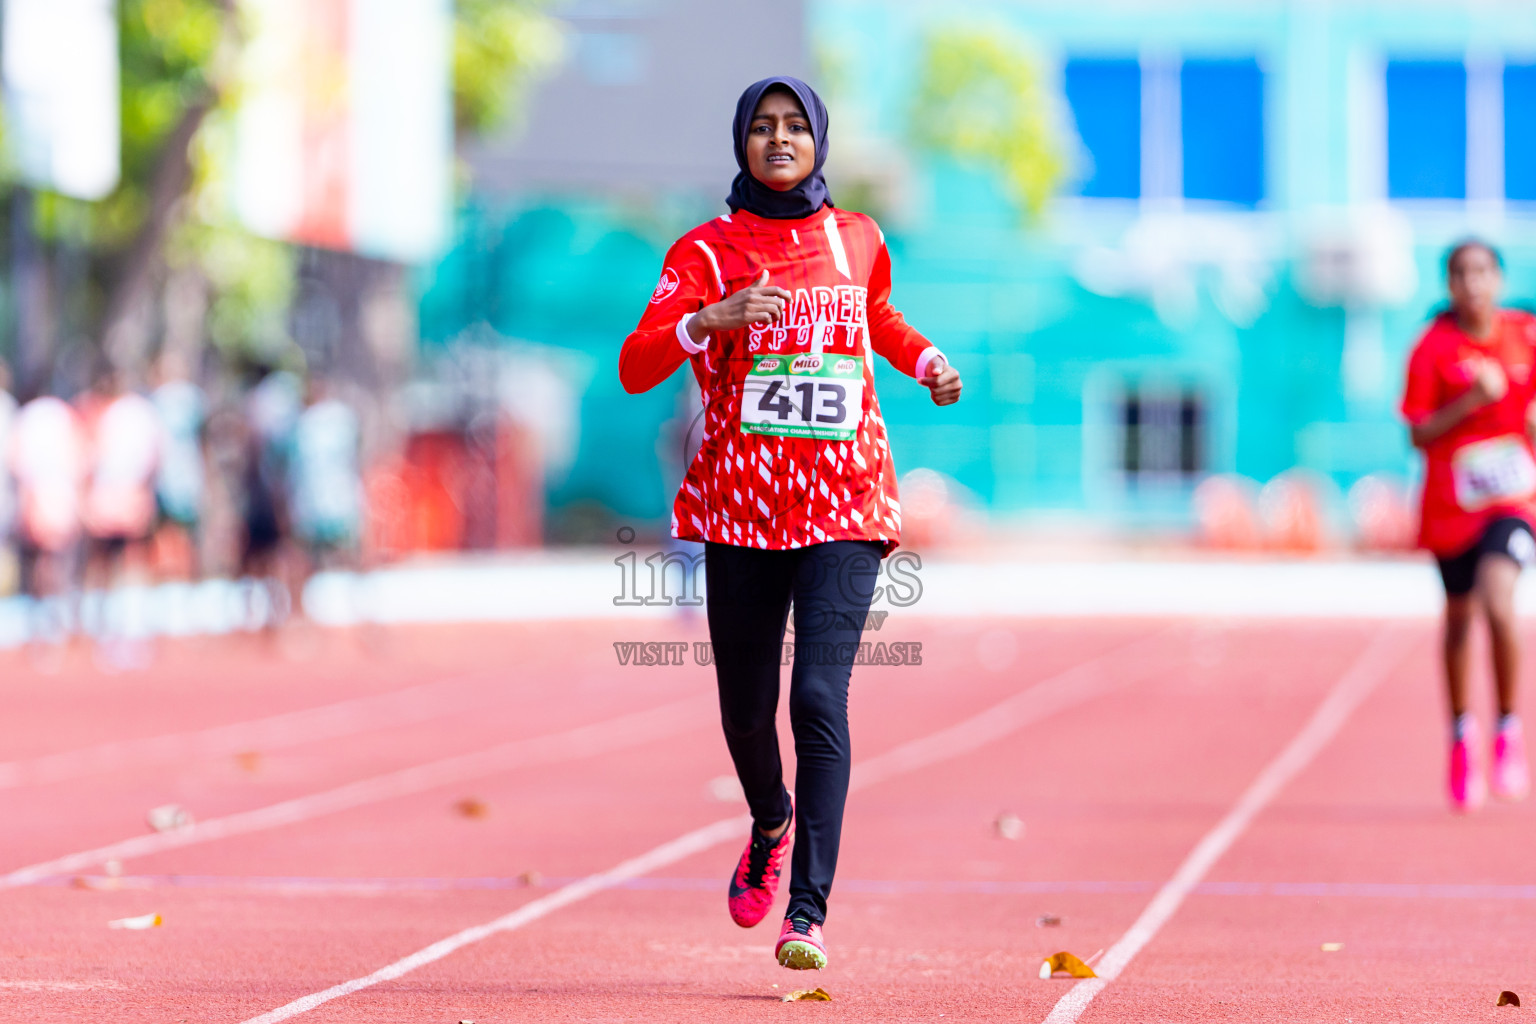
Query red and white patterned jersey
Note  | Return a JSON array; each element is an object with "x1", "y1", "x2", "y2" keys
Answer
[
  {"x1": 620, "y1": 206, "x2": 941, "y2": 554},
  {"x1": 1401, "y1": 310, "x2": 1536, "y2": 555}
]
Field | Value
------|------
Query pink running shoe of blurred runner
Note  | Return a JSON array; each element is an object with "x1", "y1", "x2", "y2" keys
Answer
[
  {"x1": 1450, "y1": 719, "x2": 1487, "y2": 813},
  {"x1": 1492, "y1": 718, "x2": 1530, "y2": 801},
  {"x1": 727, "y1": 805, "x2": 793, "y2": 928}
]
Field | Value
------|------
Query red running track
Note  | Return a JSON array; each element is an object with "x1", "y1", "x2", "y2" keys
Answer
[{"x1": 3, "y1": 617, "x2": 1536, "y2": 1021}]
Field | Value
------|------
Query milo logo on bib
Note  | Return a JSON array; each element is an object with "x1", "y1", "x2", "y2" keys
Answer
[{"x1": 741, "y1": 353, "x2": 864, "y2": 442}]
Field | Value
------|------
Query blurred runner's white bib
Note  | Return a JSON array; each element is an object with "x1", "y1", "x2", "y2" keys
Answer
[
  {"x1": 741, "y1": 353, "x2": 863, "y2": 442},
  {"x1": 1452, "y1": 435, "x2": 1536, "y2": 511}
]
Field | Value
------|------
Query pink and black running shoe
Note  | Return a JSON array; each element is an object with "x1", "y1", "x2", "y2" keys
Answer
[
  {"x1": 728, "y1": 808, "x2": 793, "y2": 928},
  {"x1": 1492, "y1": 718, "x2": 1530, "y2": 801},
  {"x1": 776, "y1": 914, "x2": 828, "y2": 970},
  {"x1": 1450, "y1": 719, "x2": 1487, "y2": 813}
]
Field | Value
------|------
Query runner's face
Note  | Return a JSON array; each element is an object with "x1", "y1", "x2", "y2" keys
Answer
[
  {"x1": 1449, "y1": 246, "x2": 1502, "y2": 318},
  {"x1": 746, "y1": 91, "x2": 814, "y2": 192}
]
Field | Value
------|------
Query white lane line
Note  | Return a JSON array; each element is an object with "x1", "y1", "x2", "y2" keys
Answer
[
  {"x1": 1, "y1": 696, "x2": 713, "y2": 890},
  {"x1": 0, "y1": 672, "x2": 510, "y2": 789},
  {"x1": 0, "y1": 979, "x2": 126, "y2": 991},
  {"x1": 239, "y1": 815, "x2": 750, "y2": 1024},
  {"x1": 239, "y1": 628, "x2": 1183, "y2": 1023},
  {"x1": 849, "y1": 628, "x2": 1173, "y2": 790},
  {"x1": 62, "y1": 874, "x2": 1536, "y2": 901},
  {"x1": 1041, "y1": 627, "x2": 1406, "y2": 1024}
]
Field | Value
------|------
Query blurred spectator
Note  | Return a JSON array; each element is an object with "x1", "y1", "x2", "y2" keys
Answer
[
  {"x1": 289, "y1": 374, "x2": 364, "y2": 571},
  {"x1": 79, "y1": 366, "x2": 163, "y2": 589},
  {"x1": 151, "y1": 352, "x2": 207, "y2": 578},
  {"x1": 198, "y1": 386, "x2": 250, "y2": 580},
  {"x1": 0, "y1": 361, "x2": 18, "y2": 593},
  {"x1": 241, "y1": 367, "x2": 303, "y2": 622},
  {"x1": 10, "y1": 390, "x2": 87, "y2": 607}
]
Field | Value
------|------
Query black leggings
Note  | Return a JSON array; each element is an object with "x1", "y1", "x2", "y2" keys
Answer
[{"x1": 705, "y1": 539, "x2": 882, "y2": 925}]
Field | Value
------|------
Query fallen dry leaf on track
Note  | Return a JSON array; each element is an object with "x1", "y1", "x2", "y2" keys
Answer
[
  {"x1": 73, "y1": 875, "x2": 147, "y2": 891},
  {"x1": 454, "y1": 798, "x2": 489, "y2": 818},
  {"x1": 234, "y1": 751, "x2": 262, "y2": 773},
  {"x1": 1036, "y1": 914, "x2": 1062, "y2": 928},
  {"x1": 108, "y1": 913, "x2": 161, "y2": 930},
  {"x1": 1038, "y1": 952, "x2": 1097, "y2": 979},
  {"x1": 519, "y1": 870, "x2": 542, "y2": 887},
  {"x1": 783, "y1": 988, "x2": 832, "y2": 1002},
  {"x1": 1499, "y1": 991, "x2": 1521, "y2": 1007}
]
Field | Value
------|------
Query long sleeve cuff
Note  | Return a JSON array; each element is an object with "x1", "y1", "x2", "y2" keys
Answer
[
  {"x1": 676, "y1": 313, "x2": 708, "y2": 354},
  {"x1": 914, "y1": 346, "x2": 946, "y2": 379}
]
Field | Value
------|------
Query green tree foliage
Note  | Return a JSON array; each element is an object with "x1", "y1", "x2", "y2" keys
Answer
[
  {"x1": 909, "y1": 26, "x2": 1069, "y2": 219},
  {"x1": 32, "y1": 0, "x2": 228, "y2": 249},
  {"x1": 19, "y1": 0, "x2": 564, "y2": 365},
  {"x1": 106, "y1": 0, "x2": 227, "y2": 243},
  {"x1": 453, "y1": 0, "x2": 566, "y2": 137}
]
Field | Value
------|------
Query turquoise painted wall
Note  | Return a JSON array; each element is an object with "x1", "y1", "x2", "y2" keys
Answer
[{"x1": 420, "y1": 1, "x2": 1536, "y2": 538}]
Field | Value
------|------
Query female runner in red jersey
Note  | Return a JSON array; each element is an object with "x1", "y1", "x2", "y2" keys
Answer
[
  {"x1": 1402, "y1": 239, "x2": 1536, "y2": 812},
  {"x1": 620, "y1": 76, "x2": 961, "y2": 969}
]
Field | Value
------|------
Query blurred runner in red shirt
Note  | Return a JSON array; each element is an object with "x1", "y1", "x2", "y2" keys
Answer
[
  {"x1": 79, "y1": 366, "x2": 163, "y2": 591},
  {"x1": 620, "y1": 77, "x2": 961, "y2": 972},
  {"x1": 1401, "y1": 239, "x2": 1536, "y2": 811},
  {"x1": 10, "y1": 390, "x2": 87, "y2": 643}
]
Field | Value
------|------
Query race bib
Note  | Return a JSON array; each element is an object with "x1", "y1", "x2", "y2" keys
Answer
[
  {"x1": 1452, "y1": 435, "x2": 1536, "y2": 511},
  {"x1": 741, "y1": 353, "x2": 863, "y2": 442}
]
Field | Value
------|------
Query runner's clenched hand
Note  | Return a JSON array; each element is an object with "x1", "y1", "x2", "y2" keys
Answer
[
  {"x1": 688, "y1": 270, "x2": 793, "y2": 342},
  {"x1": 1413, "y1": 357, "x2": 1511, "y2": 448},
  {"x1": 1470, "y1": 359, "x2": 1508, "y2": 405},
  {"x1": 920, "y1": 355, "x2": 962, "y2": 406}
]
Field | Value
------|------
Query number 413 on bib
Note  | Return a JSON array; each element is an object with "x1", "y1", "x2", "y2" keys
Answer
[{"x1": 741, "y1": 353, "x2": 864, "y2": 442}]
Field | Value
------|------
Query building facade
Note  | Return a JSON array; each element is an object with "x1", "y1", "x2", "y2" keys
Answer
[{"x1": 422, "y1": 0, "x2": 1536, "y2": 540}]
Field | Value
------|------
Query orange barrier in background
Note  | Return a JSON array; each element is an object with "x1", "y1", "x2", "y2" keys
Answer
[{"x1": 366, "y1": 418, "x2": 541, "y2": 559}]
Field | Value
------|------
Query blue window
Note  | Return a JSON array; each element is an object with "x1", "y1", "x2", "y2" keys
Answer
[
  {"x1": 1181, "y1": 59, "x2": 1264, "y2": 205},
  {"x1": 1507, "y1": 64, "x2": 1536, "y2": 201},
  {"x1": 1064, "y1": 58, "x2": 1141, "y2": 199},
  {"x1": 1386, "y1": 61, "x2": 1466, "y2": 199}
]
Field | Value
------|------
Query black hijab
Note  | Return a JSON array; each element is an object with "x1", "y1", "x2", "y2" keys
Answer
[{"x1": 726, "y1": 76, "x2": 833, "y2": 220}]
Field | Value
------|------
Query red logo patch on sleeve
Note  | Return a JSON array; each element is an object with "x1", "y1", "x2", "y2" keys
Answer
[{"x1": 650, "y1": 267, "x2": 681, "y2": 304}]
